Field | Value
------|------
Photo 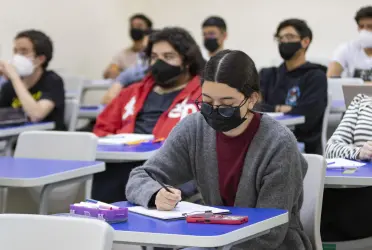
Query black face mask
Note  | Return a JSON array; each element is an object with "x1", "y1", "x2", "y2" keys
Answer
[
  {"x1": 279, "y1": 42, "x2": 302, "y2": 60},
  {"x1": 204, "y1": 38, "x2": 220, "y2": 53},
  {"x1": 199, "y1": 99, "x2": 249, "y2": 132},
  {"x1": 151, "y1": 59, "x2": 183, "y2": 88},
  {"x1": 130, "y1": 28, "x2": 145, "y2": 41}
]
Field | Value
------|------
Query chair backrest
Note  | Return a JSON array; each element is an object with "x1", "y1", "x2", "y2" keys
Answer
[
  {"x1": 0, "y1": 214, "x2": 113, "y2": 250},
  {"x1": 301, "y1": 154, "x2": 326, "y2": 250},
  {"x1": 64, "y1": 99, "x2": 79, "y2": 131},
  {"x1": 322, "y1": 93, "x2": 332, "y2": 155},
  {"x1": 327, "y1": 78, "x2": 363, "y2": 102},
  {"x1": 14, "y1": 131, "x2": 98, "y2": 210},
  {"x1": 60, "y1": 73, "x2": 85, "y2": 100},
  {"x1": 15, "y1": 131, "x2": 97, "y2": 160}
]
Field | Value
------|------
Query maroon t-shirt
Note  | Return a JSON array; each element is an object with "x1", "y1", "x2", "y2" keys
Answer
[{"x1": 216, "y1": 112, "x2": 262, "y2": 206}]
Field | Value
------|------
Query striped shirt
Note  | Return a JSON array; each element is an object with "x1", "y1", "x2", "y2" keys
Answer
[{"x1": 326, "y1": 94, "x2": 372, "y2": 159}]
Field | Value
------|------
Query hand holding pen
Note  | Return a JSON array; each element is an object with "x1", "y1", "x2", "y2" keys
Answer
[{"x1": 144, "y1": 169, "x2": 181, "y2": 211}]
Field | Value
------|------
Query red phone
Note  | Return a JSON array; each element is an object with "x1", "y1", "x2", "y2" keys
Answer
[{"x1": 186, "y1": 213, "x2": 248, "y2": 225}]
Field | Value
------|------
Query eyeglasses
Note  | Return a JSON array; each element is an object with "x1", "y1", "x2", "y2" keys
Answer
[
  {"x1": 195, "y1": 98, "x2": 247, "y2": 118},
  {"x1": 274, "y1": 34, "x2": 301, "y2": 43}
]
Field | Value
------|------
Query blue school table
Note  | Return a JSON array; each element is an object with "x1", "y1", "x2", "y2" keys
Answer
[
  {"x1": 325, "y1": 161, "x2": 372, "y2": 186},
  {"x1": 95, "y1": 114, "x2": 305, "y2": 162},
  {"x1": 274, "y1": 114, "x2": 304, "y2": 126},
  {"x1": 111, "y1": 201, "x2": 288, "y2": 249},
  {"x1": 0, "y1": 157, "x2": 105, "y2": 214},
  {"x1": 0, "y1": 122, "x2": 55, "y2": 138},
  {"x1": 78, "y1": 105, "x2": 105, "y2": 119},
  {"x1": 0, "y1": 122, "x2": 55, "y2": 156},
  {"x1": 96, "y1": 143, "x2": 162, "y2": 162},
  {"x1": 80, "y1": 104, "x2": 306, "y2": 125}
]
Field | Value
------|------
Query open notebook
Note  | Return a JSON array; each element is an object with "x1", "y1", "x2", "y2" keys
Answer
[
  {"x1": 98, "y1": 133, "x2": 154, "y2": 145},
  {"x1": 128, "y1": 201, "x2": 230, "y2": 220},
  {"x1": 326, "y1": 158, "x2": 366, "y2": 169}
]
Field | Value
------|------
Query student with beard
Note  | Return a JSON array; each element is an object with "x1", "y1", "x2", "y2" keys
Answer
[
  {"x1": 103, "y1": 14, "x2": 153, "y2": 79},
  {"x1": 93, "y1": 27, "x2": 205, "y2": 203},
  {"x1": 257, "y1": 18, "x2": 327, "y2": 154}
]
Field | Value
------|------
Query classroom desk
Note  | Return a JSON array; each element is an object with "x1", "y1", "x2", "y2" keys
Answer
[
  {"x1": 111, "y1": 201, "x2": 288, "y2": 249},
  {"x1": 0, "y1": 122, "x2": 55, "y2": 156},
  {"x1": 83, "y1": 79, "x2": 112, "y2": 90},
  {"x1": 325, "y1": 161, "x2": 372, "y2": 186},
  {"x1": 79, "y1": 107, "x2": 306, "y2": 126},
  {"x1": 78, "y1": 105, "x2": 104, "y2": 119},
  {"x1": 275, "y1": 114, "x2": 305, "y2": 126},
  {"x1": 96, "y1": 143, "x2": 162, "y2": 162},
  {"x1": 0, "y1": 157, "x2": 105, "y2": 214},
  {"x1": 95, "y1": 115, "x2": 305, "y2": 162},
  {"x1": 0, "y1": 122, "x2": 55, "y2": 138}
]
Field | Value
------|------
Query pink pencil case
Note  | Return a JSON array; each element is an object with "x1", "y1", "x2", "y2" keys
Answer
[{"x1": 69, "y1": 205, "x2": 128, "y2": 223}]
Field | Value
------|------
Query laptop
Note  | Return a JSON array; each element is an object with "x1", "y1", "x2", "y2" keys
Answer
[
  {"x1": 0, "y1": 108, "x2": 27, "y2": 127},
  {"x1": 342, "y1": 84, "x2": 372, "y2": 108}
]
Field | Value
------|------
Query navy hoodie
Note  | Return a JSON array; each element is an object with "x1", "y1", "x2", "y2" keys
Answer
[{"x1": 257, "y1": 62, "x2": 327, "y2": 154}]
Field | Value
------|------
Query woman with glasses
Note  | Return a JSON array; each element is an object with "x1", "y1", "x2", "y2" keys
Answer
[{"x1": 126, "y1": 50, "x2": 312, "y2": 250}]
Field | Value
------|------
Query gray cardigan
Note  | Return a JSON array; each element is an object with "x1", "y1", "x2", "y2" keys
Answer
[{"x1": 126, "y1": 113, "x2": 312, "y2": 250}]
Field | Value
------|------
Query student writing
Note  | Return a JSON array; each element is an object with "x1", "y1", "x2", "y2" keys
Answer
[{"x1": 126, "y1": 50, "x2": 312, "y2": 249}]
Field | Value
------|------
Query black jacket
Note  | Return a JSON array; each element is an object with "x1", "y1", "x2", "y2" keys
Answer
[{"x1": 257, "y1": 62, "x2": 327, "y2": 154}]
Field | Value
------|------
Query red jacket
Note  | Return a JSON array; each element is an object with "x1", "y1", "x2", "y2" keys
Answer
[{"x1": 94, "y1": 75, "x2": 201, "y2": 138}]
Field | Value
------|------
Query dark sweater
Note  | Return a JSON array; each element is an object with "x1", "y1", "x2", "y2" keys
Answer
[
  {"x1": 257, "y1": 62, "x2": 327, "y2": 154},
  {"x1": 126, "y1": 112, "x2": 312, "y2": 250}
]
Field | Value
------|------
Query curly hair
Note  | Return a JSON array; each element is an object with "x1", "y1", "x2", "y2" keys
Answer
[{"x1": 145, "y1": 27, "x2": 205, "y2": 76}]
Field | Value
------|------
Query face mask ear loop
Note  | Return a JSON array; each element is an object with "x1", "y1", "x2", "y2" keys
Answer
[{"x1": 241, "y1": 94, "x2": 257, "y2": 118}]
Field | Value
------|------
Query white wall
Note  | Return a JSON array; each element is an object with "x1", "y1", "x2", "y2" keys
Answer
[
  {"x1": 0, "y1": 0, "x2": 147, "y2": 78},
  {"x1": 141, "y1": 0, "x2": 372, "y2": 69},
  {"x1": 1, "y1": 0, "x2": 371, "y2": 78}
]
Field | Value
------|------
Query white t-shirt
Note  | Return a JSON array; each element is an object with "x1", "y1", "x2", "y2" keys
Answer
[
  {"x1": 332, "y1": 40, "x2": 372, "y2": 81},
  {"x1": 201, "y1": 48, "x2": 210, "y2": 61}
]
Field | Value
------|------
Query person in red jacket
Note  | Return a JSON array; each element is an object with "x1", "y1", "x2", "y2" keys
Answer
[{"x1": 92, "y1": 27, "x2": 205, "y2": 203}]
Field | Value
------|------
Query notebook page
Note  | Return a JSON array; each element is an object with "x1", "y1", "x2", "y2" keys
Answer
[
  {"x1": 128, "y1": 201, "x2": 230, "y2": 220},
  {"x1": 98, "y1": 133, "x2": 154, "y2": 145},
  {"x1": 326, "y1": 158, "x2": 366, "y2": 169}
]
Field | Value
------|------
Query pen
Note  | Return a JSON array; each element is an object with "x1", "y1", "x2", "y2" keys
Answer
[
  {"x1": 144, "y1": 169, "x2": 174, "y2": 194},
  {"x1": 327, "y1": 161, "x2": 335, "y2": 165}
]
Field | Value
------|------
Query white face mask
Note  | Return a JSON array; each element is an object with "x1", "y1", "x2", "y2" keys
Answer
[
  {"x1": 359, "y1": 29, "x2": 372, "y2": 49},
  {"x1": 10, "y1": 54, "x2": 34, "y2": 77}
]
